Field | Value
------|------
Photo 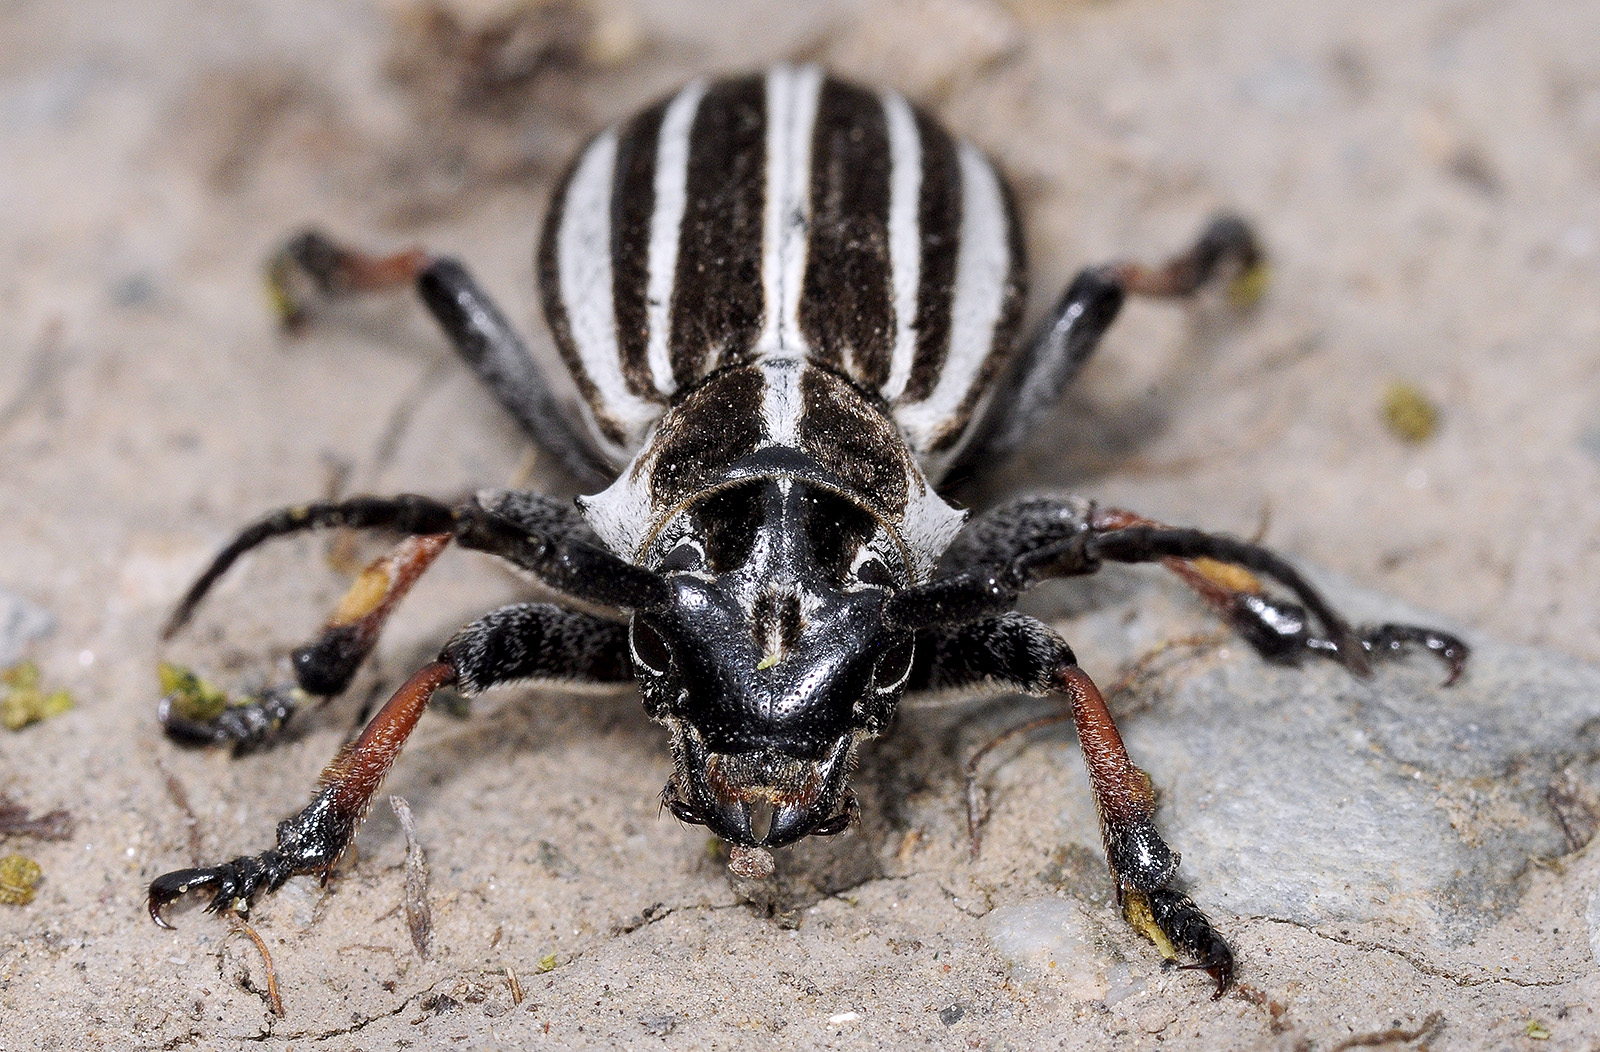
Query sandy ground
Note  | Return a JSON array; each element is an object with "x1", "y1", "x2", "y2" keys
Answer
[{"x1": 2, "y1": 0, "x2": 1599, "y2": 1048}]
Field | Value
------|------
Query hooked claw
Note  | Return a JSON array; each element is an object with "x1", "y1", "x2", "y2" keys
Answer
[
  {"x1": 147, "y1": 852, "x2": 289, "y2": 929},
  {"x1": 1145, "y1": 887, "x2": 1235, "y2": 998}
]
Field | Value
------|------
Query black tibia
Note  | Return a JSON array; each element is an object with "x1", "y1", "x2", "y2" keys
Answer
[
  {"x1": 907, "y1": 614, "x2": 1232, "y2": 995},
  {"x1": 441, "y1": 603, "x2": 631, "y2": 694},
  {"x1": 162, "y1": 495, "x2": 457, "y2": 639},
  {"x1": 162, "y1": 493, "x2": 668, "y2": 641},
  {"x1": 267, "y1": 228, "x2": 611, "y2": 487},
  {"x1": 417, "y1": 260, "x2": 612, "y2": 487},
  {"x1": 953, "y1": 214, "x2": 1264, "y2": 478}
]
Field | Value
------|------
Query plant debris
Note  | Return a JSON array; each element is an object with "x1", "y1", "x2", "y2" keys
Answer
[
  {"x1": 390, "y1": 795, "x2": 431, "y2": 959},
  {"x1": 0, "y1": 854, "x2": 44, "y2": 906},
  {"x1": 1, "y1": 661, "x2": 74, "y2": 731},
  {"x1": 156, "y1": 661, "x2": 231, "y2": 723},
  {"x1": 0, "y1": 796, "x2": 74, "y2": 841},
  {"x1": 227, "y1": 914, "x2": 285, "y2": 1017},
  {"x1": 1381, "y1": 381, "x2": 1440, "y2": 444}
]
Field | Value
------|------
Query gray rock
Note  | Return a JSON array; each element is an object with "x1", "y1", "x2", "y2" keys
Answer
[
  {"x1": 1029, "y1": 567, "x2": 1599, "y2": 946},
  {"x1": 0, "y1": 588, "x2": 56, "y2": 665}
]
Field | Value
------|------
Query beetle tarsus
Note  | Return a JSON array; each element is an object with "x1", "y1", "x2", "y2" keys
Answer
[
  {"x1": 147, "y1": 850, "x2": 295, "y2": 928},
  {"x1": 158, "y1": 685, "x2": 303, "y2": 752},
  {"x1": 1145, "y1": 887, "x2": 1235, "y2": 998}
]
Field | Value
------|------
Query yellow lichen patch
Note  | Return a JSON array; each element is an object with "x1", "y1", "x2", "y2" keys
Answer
[
  {"x1": 157, "y1": 662, "x2": 230, "y2": 722},
  {"x1": 1121, "y1": 888, "x2": 1178, "y2": 961},
  {"x1": 1, "y1": 662, "x2": 75, "y2": 731},
  {"x1": 0, "y1": 855, "x2": 43, "y2": 905},
  {"x1": 1225, "y1": 261, "x2": 1271, "y2": 309},
  {"x1": 1381, "y1": 381, "x2": 1440, "y2": 444},
  {"x1": 332, "y1": 564, "x2": 395, "y2": 625},
  {"x1": 1188, "y1": 557, "x2": 1262, "y2": 595}
]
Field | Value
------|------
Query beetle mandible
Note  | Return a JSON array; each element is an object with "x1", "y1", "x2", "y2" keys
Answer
[{"x1": 147, "y1": 65, "x2": 1467, "y2": 996}]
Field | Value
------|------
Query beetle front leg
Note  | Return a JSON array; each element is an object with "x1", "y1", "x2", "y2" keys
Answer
[
  {"x1": 1085, "y1": 508, "x2": 1469, "y2": 684},
  {"x1": 149, "y1": 602, "x2": 631, "y2": 925},
  {"x1": 907, "y1": 614, "x2": 1232, "y2": 995},
  {"x1": 897, "y1": 496, "x2": 1468, "y2": 685},
  {"x1": 149, "y1": 659, "x2": 456, "y2": 923}
]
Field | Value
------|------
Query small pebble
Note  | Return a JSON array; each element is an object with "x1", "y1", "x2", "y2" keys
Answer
[
  {"x1": 728, "y1": 845, "x2": 775, "y2": 880},
  {"x1": 0, "y1": 590, "x2": 55, "y2": 667}
]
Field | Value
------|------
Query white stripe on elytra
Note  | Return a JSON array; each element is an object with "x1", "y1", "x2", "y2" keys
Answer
[
  {"x1": 894, "y1": 142, "x2": 1009, "y2": 452},
  {"x1": 645, "y1": 78, "x2": 707, "y2": 396},
  {"x1": 559, "y1": 129, "x2": 661, "y2": 444},
  {"x1": 880, "y1": 90, "x2": 923, "y2": 403},
  {"x1": 756, "y1": 64, "x2": 824, "y2": 357}
]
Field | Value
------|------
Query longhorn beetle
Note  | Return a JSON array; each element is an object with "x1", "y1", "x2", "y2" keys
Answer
[{"x1": 148, "y1": 65, "x2": 1467, "y2": 995}]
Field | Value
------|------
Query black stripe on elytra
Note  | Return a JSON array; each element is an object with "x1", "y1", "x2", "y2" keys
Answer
[
  {"x1": 900, "y1": 105, "x2": 962, "y2": 404},
  {"x1": 611, "y1": 99, "x2": 667, "y2": 400},
  {"x1": 925, "y1": 171, "x2": 1027, "y2": 453},
  {"x1": 648, "y1": 366, "x2": 766, "y2": 507},
  {"x1": 799, "y1": 79, "x2": 894, "y2": 387},
  {"x1": 798, "y1": 365, "x2": 910, "y2": 516},
  {"x1": 669, "y1": 75, "x2": 767, "y2": 386},
  {"x1": 537, "y1": 138, "x2": 626, "y2": 446}
]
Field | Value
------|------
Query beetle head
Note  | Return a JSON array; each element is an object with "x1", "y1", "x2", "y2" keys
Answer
[{"x1": 631, "y1": 477, "x2": 916, "y2": 848}]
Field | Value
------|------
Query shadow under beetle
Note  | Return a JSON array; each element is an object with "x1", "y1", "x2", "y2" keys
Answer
[{"x1": 148, "y1": 65, "x2": 1467, "y2": 996}]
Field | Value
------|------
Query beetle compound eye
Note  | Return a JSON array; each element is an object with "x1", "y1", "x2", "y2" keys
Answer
[
  {"x1": 872, "y1": 634, "x2": 915, "y2": 693},
  {"x1": 629, "y1": 618, "x2": 674, "y2": 676},
  {"x1": 660, "y1": 541, "x2": 706, "y2": 573},
  {"x1": 856, "y1": 556, "x2": 894, "y2": 588}
]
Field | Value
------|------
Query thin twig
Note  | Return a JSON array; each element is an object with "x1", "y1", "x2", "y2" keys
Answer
[
  {"x1": 227, "y1": 914, "x2": 285, "y2": 1017},
  {"x1": 1327, "y1": 1011, "x2": 1445, "y2": 1051}
]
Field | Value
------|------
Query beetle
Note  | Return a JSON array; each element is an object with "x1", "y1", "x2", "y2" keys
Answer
[{"x1": 147, "y1": 65, "x2": 1467, "y2": 996}]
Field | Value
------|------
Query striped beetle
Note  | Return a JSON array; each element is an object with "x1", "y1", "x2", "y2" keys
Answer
[{"x1": 148, "y1": 65, "x2": 1467, "y2": 995}]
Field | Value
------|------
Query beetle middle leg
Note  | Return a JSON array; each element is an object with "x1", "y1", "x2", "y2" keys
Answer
[
  {"x1": 158, "y1": 489, "x2": 652, "y2": 748},
  {"x1": 895, "y1": 495, "x2": 1468, "y2": 684},
  {"x1": 908, "y1": 612, "x2": 1234, "y2": 995},
  {"x1": 148, "y1": 602, "x2": 631, "y2": 925}
]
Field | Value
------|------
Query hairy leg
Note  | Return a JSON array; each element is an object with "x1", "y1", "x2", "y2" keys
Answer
[
  {"x1": 149, "y1": 603, "x2": 630, "y2": 924},
  {"x1": 907, "y1": 613, "x2": 1233, "y2": 995}
]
